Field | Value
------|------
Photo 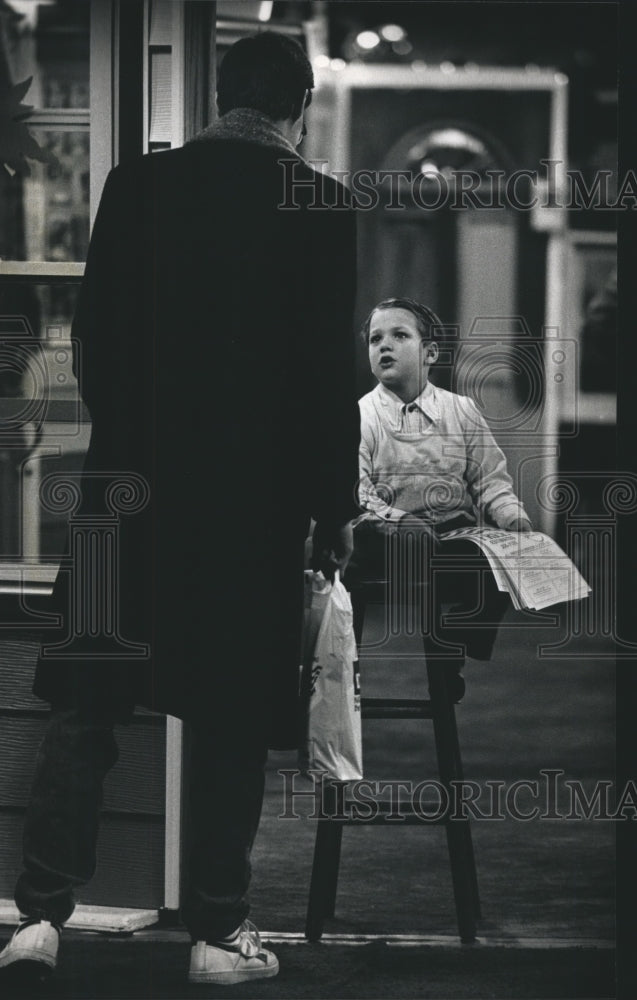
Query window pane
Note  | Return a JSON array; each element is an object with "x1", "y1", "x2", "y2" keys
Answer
[
  {"x1": 0, "y1": 281, "x2": 87, "y2": 562},
  {"x1": 0, "y1": 281, "x2": 81, "y2": 401},
  {"x1": 1, "y1": 129, "x2": 90, "y2": 262},
  {"x1": 1, "y1": 0, "x2": 89, "y2": 109}
]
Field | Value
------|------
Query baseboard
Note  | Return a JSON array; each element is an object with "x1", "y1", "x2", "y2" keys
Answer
[{"x1": 0, "y1": 901, "x2": 159, "y2": 934}]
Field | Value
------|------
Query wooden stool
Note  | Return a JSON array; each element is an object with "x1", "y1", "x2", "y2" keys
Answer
[{"x1": 304, "y1": 576, "x2": 481, "y2": 944}]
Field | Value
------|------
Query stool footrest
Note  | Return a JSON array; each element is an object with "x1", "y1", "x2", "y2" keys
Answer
[
  {"x1": 324, "y1": 800, "x2": 459, "y2": 825},
  {"x1": 362, "y1": 697, "x2": 433, "y2": 720}
]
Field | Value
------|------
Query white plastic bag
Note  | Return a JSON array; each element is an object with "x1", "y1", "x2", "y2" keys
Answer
[{"x1": 299, "y1": 570, "x2": 363, "y2": 781}]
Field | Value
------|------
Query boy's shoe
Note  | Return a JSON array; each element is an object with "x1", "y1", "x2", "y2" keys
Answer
[
  {"x1": 188, "y1": 919, "x2": 279, "y2": 985},
  {"x1": 0, "y1": 917, "x2": 60, "y2": 982},
  {"x1": 428, "y1": 672, "x2": 465, "y2": 704},
  {"x1": 449, "y1": 672, "x2": 466, "y2": 704}
]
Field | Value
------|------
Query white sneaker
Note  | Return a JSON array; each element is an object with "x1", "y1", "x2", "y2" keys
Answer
[
  {"x1": 0, "y1": 918, "x2": 59, "y2": 980},
  {"x1": 188, "y1": 919, "x2": 279, "y2": 985}
]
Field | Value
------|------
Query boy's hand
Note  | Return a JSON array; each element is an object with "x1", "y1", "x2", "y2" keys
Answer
[
  {"x1": 311, "y1": 521, "x2": 354, "y2": 580},
  {"x1": 508, "y1": 517, "x2": 534, "y2": 532}
]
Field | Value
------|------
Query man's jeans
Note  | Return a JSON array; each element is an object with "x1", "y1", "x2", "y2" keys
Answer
[{"x1": 15, "y1": 706, "x2": 268, "y2": 942}]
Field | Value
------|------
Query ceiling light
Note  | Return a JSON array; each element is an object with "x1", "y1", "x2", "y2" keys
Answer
[
  {"x1": 379, "y1": 24, "x2": 406, "y2": 43},
  {"x1": 356, "y1": 31, "x2": 381, "y2": 51}
]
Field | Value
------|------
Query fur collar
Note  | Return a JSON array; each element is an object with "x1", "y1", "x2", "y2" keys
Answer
[{"x1": 189, "y1": 108, "x2": 304, "y2": 161}]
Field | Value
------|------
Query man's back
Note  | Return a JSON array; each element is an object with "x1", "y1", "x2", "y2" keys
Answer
[
  {"x1": 34, "y1": 130, "x2": 360, "y2": 744},
  {"x1": 79, "y1": 138, "x2": 356, "y2": 506}
]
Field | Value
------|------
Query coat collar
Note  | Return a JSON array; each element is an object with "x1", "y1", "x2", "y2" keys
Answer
[{"x1": 189, "y1": 108, "x2": 305, "y2": 162}]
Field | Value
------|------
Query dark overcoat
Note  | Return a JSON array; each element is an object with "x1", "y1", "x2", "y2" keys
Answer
[{"x1": 32, "y1": 134, "x2": 360, "y2": 749}]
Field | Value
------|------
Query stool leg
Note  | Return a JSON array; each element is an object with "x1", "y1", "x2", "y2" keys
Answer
[
  {"x1": 440, "y1": 672, "x2": 482, "y2": 920},
  {"x1": 438, "y1": 673, "x2": 481, "y2": 920},
  {"x1": 462, "y1": 816, "x2": 482, "y2": 920},
  {"x1": 305, "y1": 783, "x2": 345, "y2": 941},
  {"x1": 426, "y1": 658, "x2": 479, "y2": 943},
  {"x1": 445, "y1": 818, "x2": 479, "y2": 943},
  {"x1": 306, "y1": 587, "x2": 365, "y2": 941},
  {"x1": 322, "y1": 825, "x2": 344, "y2": 919},
  {"x1": 350, "y1": 587, "x2": 367, "y2": 646}
]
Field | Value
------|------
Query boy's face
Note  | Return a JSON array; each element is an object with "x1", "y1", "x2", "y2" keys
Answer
[{"x1": 368, "y1": 307, "x2": 435, "y2": 402}]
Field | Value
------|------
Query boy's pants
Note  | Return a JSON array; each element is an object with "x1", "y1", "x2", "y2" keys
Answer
[
  {"x1": 346, "y1": 517, "x2": 510, "y2": 662},
  {"x1": 14, "y1": 705, "x2": 268, "y2": 942}
]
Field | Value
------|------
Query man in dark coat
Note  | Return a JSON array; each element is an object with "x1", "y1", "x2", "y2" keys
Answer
[{"x1": 0, "y1": 32, "x2": 360, "y2": 986}]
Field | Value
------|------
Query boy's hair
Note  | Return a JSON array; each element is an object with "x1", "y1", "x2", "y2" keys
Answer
[
  {"x1": 361, "y1": 297, "x2": 443, "y2": 345},
  {"x1": 217, "y1": 31, "x2": 314, "y2": 123}
]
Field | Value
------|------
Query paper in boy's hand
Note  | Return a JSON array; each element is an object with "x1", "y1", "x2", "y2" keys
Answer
[{"x1": 438, "y1": 527, "x2": 592, "y2": 610}]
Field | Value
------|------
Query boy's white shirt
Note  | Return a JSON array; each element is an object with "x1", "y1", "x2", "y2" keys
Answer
[{"x1": 357, "y1": 381, "x2": 528, "y2": 529}]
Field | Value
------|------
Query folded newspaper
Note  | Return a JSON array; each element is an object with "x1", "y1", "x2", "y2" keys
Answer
[{"x1": 438, "y1": 527, "x2": 591, "y2": 611}]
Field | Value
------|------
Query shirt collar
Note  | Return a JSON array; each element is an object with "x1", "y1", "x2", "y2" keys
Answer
[{"x1": 375, "y1": 380, "x2": 440, "y2": 423}]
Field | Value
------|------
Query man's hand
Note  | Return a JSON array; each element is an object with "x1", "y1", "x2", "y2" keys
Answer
[
  {"x1": 508, "y1": 517, "x2": 534, "y2": 532},
  {"x1": 311, "y1": 521, "x2": 354, "y2": 580}
]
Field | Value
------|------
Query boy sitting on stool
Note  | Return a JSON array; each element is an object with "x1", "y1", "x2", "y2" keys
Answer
[{"x1": 347, "y1": 297, "x2": 533, "y2": 701}]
